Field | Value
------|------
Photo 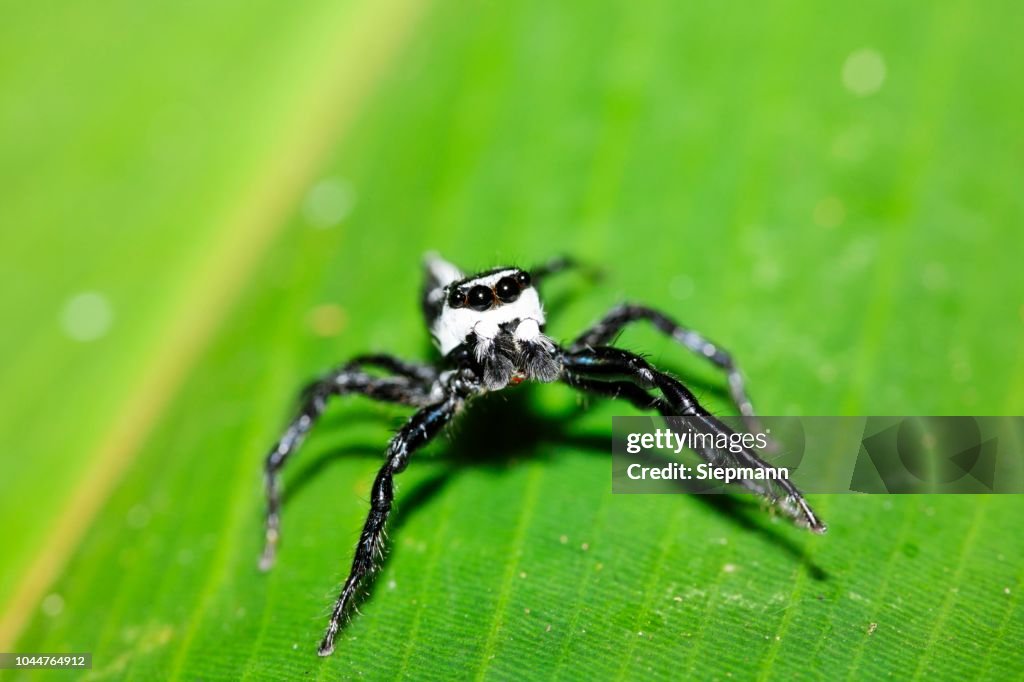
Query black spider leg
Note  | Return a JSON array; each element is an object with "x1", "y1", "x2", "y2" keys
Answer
[
  {"x1": 260, "y1": 357, "x2": 436, "y2": 571},
  {"x1": 318, "y1": 379, "x2": 471, "y2": 656},
  {"x1": 563, "y1": 372, "x2": 670, "y2": 413},
  {"x1": 343, "y1": 353, "x2": 439, "y2": 384},
  {"x1": 530, "y1": 255, "x2": 605, "y2": 285},
  {"x1": 561, "y1": 346, "x2": 826, "y2": 534},
  {"x1": 531, "y1": 255, "x2": 577, "y2": 282},
  {"x1": 572, "y1": 304, "x2": 764, "y2": 435}
]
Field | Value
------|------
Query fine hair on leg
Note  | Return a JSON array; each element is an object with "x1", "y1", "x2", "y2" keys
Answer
[
  {"x1": 573, "y1": 304, "x2": 764, "y2": 434},
  {"x1": 317, "y1": 391, "x2": 467, "y2": 656},
  {"x1": 260, "y1": 359, "x2": 434, "y2": 571},
  {"x1": 561, "y1": 346, "x2": 826, "y2": 534}
]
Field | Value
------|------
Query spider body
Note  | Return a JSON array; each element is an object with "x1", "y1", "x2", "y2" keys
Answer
[{"x1": 258, "y1": 253, "x2": 825, "y2": 656}]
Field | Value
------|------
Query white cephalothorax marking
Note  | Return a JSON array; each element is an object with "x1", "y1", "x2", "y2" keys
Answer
[
  {"x1": 431, "y1": 270, "x2": 548, "y2": 356},
  {"x1": 423, "y1": 252, "x2": 464, "y2": 308}
]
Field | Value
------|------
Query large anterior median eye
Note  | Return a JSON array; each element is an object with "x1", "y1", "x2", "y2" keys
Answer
[
  {"x1": 494, "y1": 276, "x2": 520, "y2": 303},
  {"x1": 467, "y1": 285, "x2": 495, "y2": 311}
]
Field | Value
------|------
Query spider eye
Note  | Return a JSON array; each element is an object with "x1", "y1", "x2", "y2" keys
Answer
[
  {"x1": 467, "y1": 285, "x2": 494, "y2": 311},
  {"x1": 515, "y1": 271, "x2": 531, "y2": 288},
  {"x1": 447, "y1": 288, "x2": 466, "y2": 308},
  {"x1": 494, "y1": 276, "x2": 520, "y2": 303}
]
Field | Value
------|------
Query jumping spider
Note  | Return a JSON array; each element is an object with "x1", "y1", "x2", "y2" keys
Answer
[{"x1": 258, "y1": 254, "x2": 826, "y2": 656}]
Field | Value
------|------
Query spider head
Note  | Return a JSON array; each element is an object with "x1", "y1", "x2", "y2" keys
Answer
[{"x1": 422, "y1": 253, "x2": 562, "y2": 389}]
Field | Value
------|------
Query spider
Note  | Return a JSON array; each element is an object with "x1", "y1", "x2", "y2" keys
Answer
[{"x1": 258, "y1": 253, "x2": 826, "y2": 656}]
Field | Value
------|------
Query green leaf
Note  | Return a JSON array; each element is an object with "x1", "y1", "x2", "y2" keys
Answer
[{"x1": 2, "y1": 0, "x2": 1022, "y2": 679}]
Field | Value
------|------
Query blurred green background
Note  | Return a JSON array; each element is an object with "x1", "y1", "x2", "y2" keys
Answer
[{"x1": 1, "y1": 0, "x2": 1022, "y2": 679}]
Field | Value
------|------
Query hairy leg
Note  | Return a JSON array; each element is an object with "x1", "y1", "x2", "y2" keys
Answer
[
  {"x1": 260, "y1": 358, "x2": 434, "y2": 570},
  {"x1": 573, "y1": 304, "x2": 762, "y2": 431},
  {"x1": 318, "y1": 388, "x2": 468, "y2": 655},
  {"x1": 562, "y1": 346, "x2": 826, "y2": 534},
  {"x1": 340, "y1": 353, "x2": 439, "y2": 384}
]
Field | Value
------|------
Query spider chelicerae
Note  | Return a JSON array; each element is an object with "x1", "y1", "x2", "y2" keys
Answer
[{"x1": 258, "y1": 253, "x2": 826, "y2": 656}]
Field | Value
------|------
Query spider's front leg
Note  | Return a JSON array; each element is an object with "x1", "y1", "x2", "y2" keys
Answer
[
  {"x1": 573, "y1": 304, "x2": 764, "y2": 434},
  {"x1": 259, "y1": 355, "x2": 437, "y2": 571},
  {"x1": 561, "y1": 346, "x2": 826, "y2": 534},
  {"x1": 317, "y1": 372, "x2": 475, "y2": 656}
]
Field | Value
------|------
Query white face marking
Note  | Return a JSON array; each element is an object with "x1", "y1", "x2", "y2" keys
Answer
[
  {"x1": 458, "y1": 269, "x2": 517, "y2": 289},
  {"x1": 431, "y1": 270, "x2": 547, "y2": 355}
]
